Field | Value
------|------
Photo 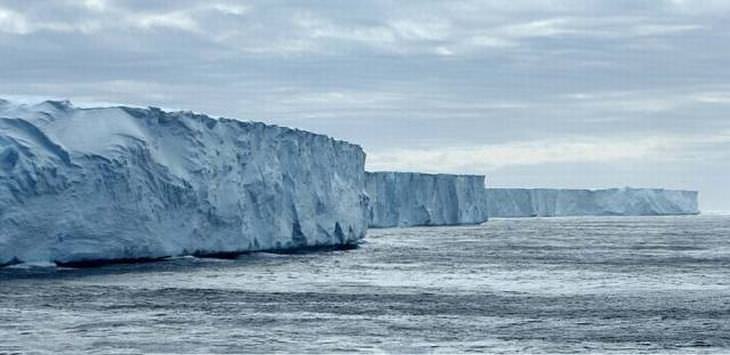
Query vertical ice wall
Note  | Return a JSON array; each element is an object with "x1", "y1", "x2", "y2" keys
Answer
[
  {"x1": 486, "y1": 188, "x2": 699, "y2": 218},
  {"x1": 0, "y1": 100, "x2": 369, "y2": 266},
  {"x1": 366, "y1": 172, "x2": 489, "y2": 228}
]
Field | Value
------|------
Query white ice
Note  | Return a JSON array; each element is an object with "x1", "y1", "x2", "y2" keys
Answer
[
  {"x1": 366, "y1": 171, "x2": 489, "y2": 228},
  {"x1": 0, "y1": 100, "x2": 369, "y2": 265},
  {"x1": 486, "y1": 188, "x2": 699, "y2": 218}
]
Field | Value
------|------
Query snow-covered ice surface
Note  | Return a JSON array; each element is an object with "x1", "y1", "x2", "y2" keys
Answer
[
  {"x1": 366, "y1": 171, "x2": 488, "y2": 228},
  {"x1": 487, "y1": 187, "x2": 699, "y2": 218},
  {"x1": 1, "y1": 216, "x2": 728, "y2": 354},
  {"x1": 0, "y1": 100, "x2": 368, "y2": 265}
]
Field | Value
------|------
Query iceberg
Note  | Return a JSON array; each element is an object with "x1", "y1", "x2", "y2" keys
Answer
[
  {"x1": 486, "y1": 188, "x2": 699, "y2": 218},
  {"x1": 366, "y1": 172, "x2": 488, "y2": 228},
  {"x1": 0, "y1": 100, "x2": 369, "y2": 266}
]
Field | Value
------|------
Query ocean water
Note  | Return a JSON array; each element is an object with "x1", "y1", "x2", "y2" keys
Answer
[{"x1": 1, "y1": 216, "x2": 729, "y2": 354}]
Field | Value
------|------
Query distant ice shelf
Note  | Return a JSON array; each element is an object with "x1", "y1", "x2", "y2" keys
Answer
[
  {"x1": 366, "y1": 171, "x2": 489, "y2": 228},
  {"x1": 486, "y1": 188, "x2": 699, "y2": 218},
  {"x1": 0, "y1": 98, "x2": 705, "y2": 267},
  {"x1": 0, "y1": 100, "x2": 369, "y2": 266}
]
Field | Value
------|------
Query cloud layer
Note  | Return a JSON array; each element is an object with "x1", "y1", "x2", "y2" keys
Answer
[{"x1": 1, "y1": 0, "x2": 729, "y2": 209}]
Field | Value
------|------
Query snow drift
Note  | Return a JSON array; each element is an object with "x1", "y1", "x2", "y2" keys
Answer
[
  {"x1": 366, "y1": 172, "x2": 488, "y2": 228},
  {"x1": 486, "y1": 188, "x2": 699, "y2": 218},
  {"x1": 0, "y1": 100, "x2": 369, "y2": 266}
]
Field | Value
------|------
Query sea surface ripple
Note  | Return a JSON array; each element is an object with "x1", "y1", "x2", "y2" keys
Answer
[{"x1": 1, "y1": 216, "x2": 729, "y2": 354}]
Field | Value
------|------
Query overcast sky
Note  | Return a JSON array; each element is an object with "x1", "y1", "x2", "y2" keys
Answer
[{"x1": 1, "y1": 0, "x2": 728, "y2": 210}]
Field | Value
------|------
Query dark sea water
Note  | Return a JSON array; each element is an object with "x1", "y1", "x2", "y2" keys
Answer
[{"x1": 1, "y1": 216, "x2": 729, "y2": 354}]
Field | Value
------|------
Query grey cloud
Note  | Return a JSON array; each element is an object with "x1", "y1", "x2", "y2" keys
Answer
[{"x1": 0, "y1": 0, "x2": 728, "y2": 209}]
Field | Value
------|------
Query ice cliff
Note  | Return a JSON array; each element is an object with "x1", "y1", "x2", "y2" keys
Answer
[
  {"x1": 486, "y1": 188, "x2": 699, "y2": 218},
  {"x1": 0, "y1": 100, "x2": 369, "y2": 266},
  {"x1": 366, "y1": 172, "x2": 488, "y2": 228}
]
